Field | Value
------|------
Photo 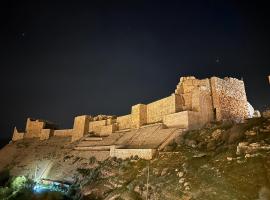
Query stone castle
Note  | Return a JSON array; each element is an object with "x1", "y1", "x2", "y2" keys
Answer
[{"x1": 12, "y1": 76, "x2": 251, "y2": 159}]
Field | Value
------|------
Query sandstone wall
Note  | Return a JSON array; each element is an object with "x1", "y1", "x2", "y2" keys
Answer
[
  {"x1": 12, "y1": 127, "x2": 24, "y2": 141},
  {"x1": 53, "y1": 129, "x2": 73, "y2": 137},
  {"x1": 163, "y1": 111, "x2": 201, "y2": 130},
  {"x1": 99, "y1": 124, "x2": 118, "y2": 136},
  {"x1": 163, "y1": 111, "x2": 189, "y2": 128},
  {"x1": 89, "y1": 120, "x2": 107, "y2": 133},
  {"x1": 116, "y1": 114, "x2": 131, "y2": 130},
  {"x1": 210, "y1": 77, "x2": 249, "y2": 122},
  {"x1": 191, "y1": 89, "x2": 214, "y2": 125},
  {"x1": 175, "y1": 77, "x2": 211, "y2": 111},
  {"x1": 131, "y1": 104, "x2": 147, "y2": 129},
  {"x1": 72, "y1": 115, "x2": 91, "y2": 141},
  {"x1": 110, "y1": 146, "x2": 156, "y2": 160},
  {"x1": 24, "y1": 118, "x2": 45, "y2": 138},
  {"x1": 40, "y1": 129, "x2": 53, "y2": 140},
  {"x1": 146, "y1": 95, "x2": 176, "y2": 124}
]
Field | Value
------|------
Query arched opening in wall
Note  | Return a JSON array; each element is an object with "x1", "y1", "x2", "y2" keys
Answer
[{"x1": 214, "y1": 108, "x2": 217, "y2": 120}]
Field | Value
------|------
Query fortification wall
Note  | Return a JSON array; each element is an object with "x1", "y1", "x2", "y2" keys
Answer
[
  {"x1": 146, "y1": 94, "x2": 176, "y2": 124},
  {"x1": 175, "y1": 77, "x2": 211, "y2": 111},
  {"x1": 24, "y1": 118, "x2": 45, "y2": 138},
  {"x1": 40, "y1": 129, "x2": 53, "y2": 140},
  {"x1": 116, "y1": 114, "x2": 131, "y2": 130},
  {"x1": 210, "y1": 77, "x2": 249, "y2": 122},
  {"x1": 191, "y1": 89, "x2": 214, "y2": 125},
  {"x1": 72, "y1": 115, "x2": 91, "y2": 141},
  {"x1": 98, "y1": 124, "x2": 118, "y2": 136},
  {"x1": 89, "y1": 120, "x2": 107, "y2": 133},
  {"x1": 12, "y1": 128, "x2": 24, "y2": 141},
  {"x1": 110, "y1": 146, "x2": 156, "y2": 160},
  {"x1": 131, "y1": 104, "x2": 147, "y2": 129},
  {"x1": 53, "y1": 129, "x2": 73, "y2": 137},
  {"x1": 163, "y1": 111, "x2": 201, "y2": 130}
]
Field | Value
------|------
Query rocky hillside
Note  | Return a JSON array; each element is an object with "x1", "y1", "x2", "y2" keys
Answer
[
  {"x1": 0, "y1": 116, "x2": 270, "y2": 200},
  {"x1": 76, "y1": 117, "x2": 270, "y2": 200}
]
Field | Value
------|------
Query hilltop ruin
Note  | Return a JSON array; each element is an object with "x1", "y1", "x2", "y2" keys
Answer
[{"x1": 11, "y1": 76, "x2": 251, "y2": 159}]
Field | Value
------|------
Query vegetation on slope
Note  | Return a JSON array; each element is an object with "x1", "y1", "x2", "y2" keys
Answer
[{"x1": 76, "y1": 117, "x2": 270, "y2": 200}]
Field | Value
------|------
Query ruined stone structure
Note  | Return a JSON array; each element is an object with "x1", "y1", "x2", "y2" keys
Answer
[{"x1": 11, "y1": 76, "x2": 250, "y2": 159}]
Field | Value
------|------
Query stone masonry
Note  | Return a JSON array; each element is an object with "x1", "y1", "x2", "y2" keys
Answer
[{"x1": 12, "y1": 76, "x2": 251, "y2": 143}]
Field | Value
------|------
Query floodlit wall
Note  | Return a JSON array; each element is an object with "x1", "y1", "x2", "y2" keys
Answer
[
  {"x1": 163, "y1": 111, "x2": 201, "y2": 130},
  {"x1": 72, "y1": 115, "x2": 91, "y2": 141},
  {"x1": 89, "y1": 120, "x2": 107, "y2": 133},
  {"x1": 12, "y1": 127, "x2": 24, "y2": 141},
  {"x1": 131, "y1": 104, "x2": 147, "y2": 129},
  {"x1": 116, "y1": 114, "x2": 131, "y2": 130},
  {"x1": 110, "y1": 146, "x2": 156, "y2": 160},
  {"x1": 163, "y1": 111, "x2": 189, "y2": 128},
  {"x1": 99, "y1": 124, "x2": 118, "y2": 136},
  {"x1": 146, "y1": 94, "x2": 177, "y2": 124},
  {"x1": 210, "y1": 77, "x2": 249, "y2": 122},
  {"x1": 24, "y1": 118, "x2": 45, "y2": 138},
  {"x1": 40, "y1": 129, "x2": 53, "y2": 140},
  {"x1": 53, "y1": 129, "x2": 73, "y2": 137}
]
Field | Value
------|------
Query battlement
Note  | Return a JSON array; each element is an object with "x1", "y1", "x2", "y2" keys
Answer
[{"x1": 12, "y1": 76, "x2": 251, "y2": 142}]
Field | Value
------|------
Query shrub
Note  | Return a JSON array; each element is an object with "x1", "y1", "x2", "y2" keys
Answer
[{"x1": 89, "y1": 156, "x2": 96, "y2": 165}]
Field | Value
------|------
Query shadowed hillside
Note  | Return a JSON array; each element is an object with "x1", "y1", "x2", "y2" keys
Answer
[{"x1": 0, "y1": 115, "x2": 270, "y2": 199}]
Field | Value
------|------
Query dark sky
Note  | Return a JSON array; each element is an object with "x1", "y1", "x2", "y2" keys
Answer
[{"x1": 0, "y1": 0, "x2": 269, "y2": 140}]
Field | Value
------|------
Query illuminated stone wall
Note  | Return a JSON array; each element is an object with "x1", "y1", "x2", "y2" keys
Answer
[
  {"x1": 24, "y1": 118, "x2": 45, "y2": 138},
  {"x1": 210, "y1": 77, "x2": 249, "y2": 122},
  {"x1": 12, "y1": 127, "x2": 24, "y2": 141},
  {"x1": 40, "y1": 129, "x2": 53, "y2": 140},
  {"x1": 110, "y1": 146, "x2": 156, "y2": 160},
  {"x1": 11, "y1": 76, "x2": 250, "y2": 142},
  {"x1": 72, "y1": 115, "x2": 91, "y2": 141},
  {"x1": 131, "y1": 104, "x2": 147, "y2": 129},
  {"x1": 146, "y1": 94, "x2": 177, "y2": 124},
  {"x1": 116, "y1": 114, "x2": 131, "y2": 130},
  {"x1": 53, "y1": 129, "x2": 73, "y2": 137}
]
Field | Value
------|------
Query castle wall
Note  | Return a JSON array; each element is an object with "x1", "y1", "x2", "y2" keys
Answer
[
  {"x1": 163, "y1": 111, "x2": 189, "y2": 128},
  {"x1": 146, "y1": 94, "x2": 176, "y2": 124},
  {"x1": 24, "y1": 118, "x2": 45, "y2": 138},
  {"x1": 72, "y1": 115, "x2": 91, "y2": 141},
  {"x1": 163, "y1": 111, "x2": 201, "y2": 130},
  {"x1": 40, "y1": 129, "x2": 53, "y2": 140},
  {"x1": 191, "y1": 89, "x2": 214, "y2": 125},
  {"x1": 53, "y1": 129, "x2": 73, "y2": 137},
  {"x1": 89, "y1": 120, "x2": 107, "y2": 133},
  {"x1": 116, "y1": 114, "x2": 131, "y2": 130},
  {"x1": 110, "y1": 146, "x2": 156, "y2": 160},
  {"x1": 99, "y1": 124, "x2": 118, "y2": 136},
  {"x1": 12, "y1": 128, "x2": 24, "y2": 141},
  {"x1": 210, "y1": 77, "x2": 249, "y2": 122},
  {"x1": 131, "y1": 104, "x2": 147, "y2": 129}
]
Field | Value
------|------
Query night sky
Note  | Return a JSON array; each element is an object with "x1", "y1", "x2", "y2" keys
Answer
[{"x1": 0, "y1": 1, "x2": 269, "y2": 140}]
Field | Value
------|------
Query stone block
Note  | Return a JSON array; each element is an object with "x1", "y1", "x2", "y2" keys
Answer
[
  {"x1": 99, "y1": 124, "x2": 118, "y2": 136},
  {"x1": 89, "y1": 120, "x2": 107, "y2": 133},
  {"x1": 72, "y1": 115, "x2": 91, "y2": 141},
  {"x1": 40, "y1": 129, "x2": 53, "y2": 140},
  {"x1": 116, "y1": 114, "x2": 131, "y2": 130},
  {"x1": 110, "y1": 146, "x2": 156, "y2": 160},
  {"x1": 131, "y1": 104, "x2": 147, "y2": 129},
  {"x1": 12, "y1": 127, "x2": 24, "y2": 141}
]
